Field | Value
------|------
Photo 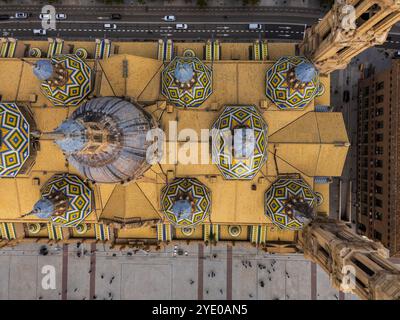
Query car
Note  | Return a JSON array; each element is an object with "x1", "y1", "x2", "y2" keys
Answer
[
  {"x1": 33, "y1": 29, "x2": 46, "y2": 35},
  {"x1": 111, "y1": 13, "x2": 122, "y2": 20},
  {"x1": 249, "y1": 23, "x2": 262, "y2": 30},
  {"x1": 0, "y1": 14, "x2": 10, "y2": 20},
  {"x1": 104, "y1": 23, "x2": 117, "y2": 29},
  {"x1": 176, "y1": 23, "x2": 188, "y2": 30},
  {"x1": 39, "y1": 13, "x2": 51, "y2": 20},
  {"x1": 56, "y1": 13, "x2": 67, "y2": 20},
  {"x1": 163, "y1": 15, "x2": 176, "y2": 22},
  {"x1": 15, "y1": 12, "x2": 28, "y2": 19}
]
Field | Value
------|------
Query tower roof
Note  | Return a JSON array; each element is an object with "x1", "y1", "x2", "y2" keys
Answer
[
  {"x1": 161, "y1": 56, "x2": 213, "y2": 108},
  {"x1": 161, "y1": 178, "x2": 211, "y2": 227},
  {"x1": 266, "y1": 56, "x2": 324, "y2": 110},
  {"x1": 54, "y1": 119, "x2": 87, "y2": 154},
  {"x1": 33, "y1": 60, "x2": 54, "y2": 81},
  {"x1": 211, "y1": 105, "x2": 268, "y2": 180},
  {"x1": 54, "y1": 97, "x2": 156, "y2": 184},
  {"x1": 37, "y1": 173, "x2": 93, "y2": 227},
  {"x1": 174, "y1": 62, "x2": 195, "y2": 83},
  {"x1": 39, "y1": 54, "x2": 92, "y2": 107},
  {"x1": 0, "y1": 103, "x2": 31, "y2": 177},
  {"x1": 31, "y1": 198, "x2": 55, "y2": 219},
  {"x1": 264, "y1": 176, "x2": 322, "y2": 230}
]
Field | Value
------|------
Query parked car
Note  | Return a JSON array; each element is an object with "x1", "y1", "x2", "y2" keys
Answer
[
  {"x1": 163, "y1": 15, "x2": 176, "y2": 22},
  {"x1": 33, "y1": 29, "x2": 46, "y2": 35},
  {"x1": 176, "y1": 23, "x2": 188, "y2": 30},
  {"x1": 249, "y1": 23, "x2": 262, "y2": 30},
  {"x1": 104, "y1": 23, "x2": 117, "y2": 29},
  {"x1": 15, "y1": 12, "x2": 28, "y2": 19},
  {"x1": 0, "y1": 14, "x2": 10, "y2": 20},
  {"x1": 39, "y1": 13, "x2": 51, "y2": 20},
  {"x1": 111, "y1": 13, "x2": 122, "y2": 20},
  {"x1": 56, "y1": 13, "x2": 67, "y2": 20}
]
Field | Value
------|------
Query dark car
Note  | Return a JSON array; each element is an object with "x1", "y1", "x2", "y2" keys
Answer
[
  {"x1": 111, "y1": 13, "x2": 122, "y2": 20},
  {"x1": 0, "y1": 14, "x2": 10, "y2": 20}
]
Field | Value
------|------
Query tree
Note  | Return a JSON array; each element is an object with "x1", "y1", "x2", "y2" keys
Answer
[{"x1": 197, "y1": 0, "x2": 207, "y2": 8}]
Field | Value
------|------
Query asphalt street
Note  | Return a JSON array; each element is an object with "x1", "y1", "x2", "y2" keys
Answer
[
  {"x1": 0, "y1": 5, "x2": 398, "y2": 46},
  {"x1": 0, "y1": 5, "x2": 315, "y2": 41}
]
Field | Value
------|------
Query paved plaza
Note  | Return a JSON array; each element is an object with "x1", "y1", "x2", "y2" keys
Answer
[{"x1": 0, "y1": 242, "x2": 358, "y2": 300}]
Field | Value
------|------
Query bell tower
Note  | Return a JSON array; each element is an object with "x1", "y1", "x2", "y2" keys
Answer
[
  {"x1": 299, "y1": 0, "x2": 400, "y2": 74},
  {"x1": 298, "y1": 218, "x2": 400, "y2": 300}
]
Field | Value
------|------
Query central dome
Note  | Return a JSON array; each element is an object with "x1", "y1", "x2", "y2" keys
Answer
[{"x1": 52, "y1": 97, "x2": 157, "y2": 183}]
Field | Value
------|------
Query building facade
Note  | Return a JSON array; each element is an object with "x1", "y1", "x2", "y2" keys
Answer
[{"x1": 357, "y1": 59, "x2": 400, "y2": 256}]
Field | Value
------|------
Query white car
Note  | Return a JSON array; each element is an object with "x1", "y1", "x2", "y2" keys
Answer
[
  {"x1": 56, "y1": 13, "x2": 67, "y2": 20},
  {"x1": 39, "y1": 13, "x2": 51, "y2": 20},
  {"x1": 15, "y1": 12, "x2": 28, "y2": 19},
  {"x1": 249, "y1": 23, "x2": 263, "y2": 30},
  {"x1": 176, "y1": 23, "x2": 188, "y2": 30},
  {"x1": 104, "y1": 23, "x2": 117, "y2": 29},
  {"x1": 162, "y1": 15, "x2": 176, "y2": 22},
  {"x1": 33, "y1": 29, "x2": 46, "y2": 35}
]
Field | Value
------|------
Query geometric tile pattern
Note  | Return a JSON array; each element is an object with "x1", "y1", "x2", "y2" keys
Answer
[
  {"x1": 161, "y1": 178, "x2": 211, "y2": 227},
  {"x1": 95, "y1": 223, "x2": 110, "y2": 241},
  {"x1": 157, "y1": 223, "x2": 173, "y2": 242},
  {"x1": 264, "y1": 177, "x2": 322, "y2": 230},
  {"x1": 203, "y1": 224, "x2": 219, "y2": 242},
  {"x1": 40, "y1": 54, "x2": 92, "y2": 107},
  {"x1": 41, "y1": 173, "x2": 93, "y2": 227},
  {"x1": 161, "y1": 56, "x2": 212, "y2": 108},
  {"x1": 211, "y1": 105, "x2": 268, "y2": 180},
  {"x1": 0, "y1": 103, "x2": 30, "y2": 177},
  {"x1": 266, "y1": 56, "x2": 324, "y2": 110}
]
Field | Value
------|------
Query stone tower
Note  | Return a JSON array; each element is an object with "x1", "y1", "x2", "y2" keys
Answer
[
  {"x1": 298, "y1": 218, "x2": 400, "y2": 300},
  {"x1": 299, "y1": 0, "x2": 400, "y2": 74}
]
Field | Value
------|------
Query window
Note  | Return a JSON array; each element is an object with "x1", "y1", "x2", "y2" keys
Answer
[
  {"x1": 374, "y1": 211, "x2": 383, "y2": 221},
  {"x1": 374, "y1": 198, "x2": 383, "y2": 208},
  {"x1": 375, "y1": 146, "x2": 384, "y2": 155},
  {"x1": 374, "y1": 230, "x2": 382, "y2": 241},
  {"x1": 375, "y1": 108, "x2": 384, "y2": 116},
  {"x1": 375, "y1": 159, "x2": 383, "y2": 168},
  {"x1": 375, "y1": 133, "x2": 384, "y2": 142},
  {"x1": 376, "y1": 81, "x2": 384, "y2": 91},
  {"x1": 375, "y1": 121, "x2": 384, "y2": 129},
  {"x1": 375, "y1": 185, "x2": 383, "y2": 194},
  {"x1": 358, "y1": 223, "x2": 367, "y2": 232},
  {"x1": 376, "y1": 95, "x2": 384, "y2": 103},
  {"x1": 375, "y1": 172, "x2": 383, "y2": 181},
  {"x1": 363, "y1": 98, "x2": 369, "y2": 108}
]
